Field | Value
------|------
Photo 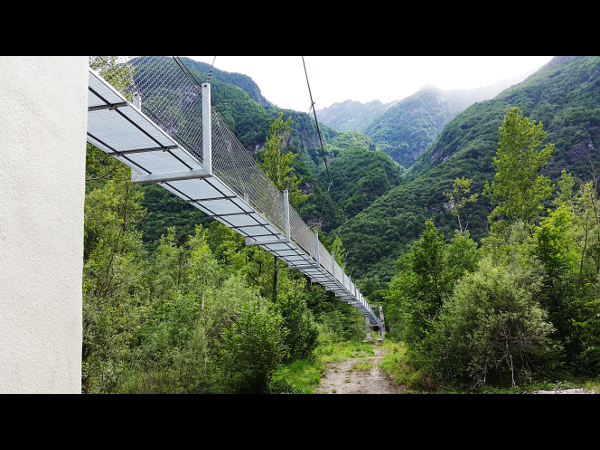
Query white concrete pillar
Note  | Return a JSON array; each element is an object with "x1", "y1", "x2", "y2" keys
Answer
[{"x1": 0, "y1": 57, "x2": 88, "y2": 393}]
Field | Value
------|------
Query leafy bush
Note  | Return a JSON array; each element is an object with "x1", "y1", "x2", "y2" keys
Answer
[
  {"x1": 219, "y1": 302, "x2": 287, "y2": 394},
  {"x1": 316, "y1": 309, "x2": 365, "y2": 343},
  {"x1": 276, "y1": 292, "x2": 319, "y2": 362},
  {"x1": 419, "y1": 256, "x2": 557, "y2": 388}
]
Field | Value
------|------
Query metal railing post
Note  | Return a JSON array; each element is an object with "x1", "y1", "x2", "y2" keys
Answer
[
  {"x1": 284, "y1": 190, "x2": 290, "y2": 240},
  {"x1": 314, "y1": 228, "x2": 320, "y2": 266},
  {"x1": 379, "y1": 305, "x2": 385, "y2": 340},
  {"x1": 332, "y1": 251, "x2": 335, "y2": 281},
  {"x1": 133, "y1": 92, "x2": 141, "y2": 110},
  {"x1": 202, "y1": 82, "x2": 212, "y2": 175}
]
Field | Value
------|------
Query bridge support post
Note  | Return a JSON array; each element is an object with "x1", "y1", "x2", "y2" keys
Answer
[
  {"x1": 365, "y1": 317, "x2": 371, "y2": 342},
  {"x1": 202, "y1": 81, "x2": 212, "y2": 175},
  {"x1": 379, "y1": 305, "x2": 385, "y2": 340}
]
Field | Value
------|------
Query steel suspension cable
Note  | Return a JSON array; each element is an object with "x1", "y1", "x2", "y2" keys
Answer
[
  {"x1": 302, "y1": 56, "x2": 332, "y2": 187},
  {"x1": 172, "y1": 56, "x2": 204, "y2": 98}
]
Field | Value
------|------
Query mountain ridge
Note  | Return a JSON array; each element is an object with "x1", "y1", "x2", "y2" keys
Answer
[{"x1": 338, "y1": 56, "x2": 600, "y2": 292}]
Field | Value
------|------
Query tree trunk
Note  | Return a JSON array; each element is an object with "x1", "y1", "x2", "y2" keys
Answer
[
  {"x1": 579, "y1": 219, "x2": 589, "y2": 287},
  {"x1": 273, "y1": 255, "x2": 278, "y2": 303}
]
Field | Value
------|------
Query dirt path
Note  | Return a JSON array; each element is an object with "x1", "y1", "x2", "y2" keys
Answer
[{"x1": 318, "y1": 343, "x2": 405, "y2": 394}]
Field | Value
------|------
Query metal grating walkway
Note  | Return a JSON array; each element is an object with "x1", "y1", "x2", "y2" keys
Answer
[{"x1": 87, "y1": 66, "x2": 379, "y2": 324}]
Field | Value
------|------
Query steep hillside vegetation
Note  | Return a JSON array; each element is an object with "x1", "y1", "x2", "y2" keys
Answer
[
  {"x1": 342, "y1": 56, "x2": 600, "y2": 290},
  {"x1": 179, "y1": 58, "x2": 272, "y2": 106},
  {"x1": 364, "y1": 88, "x2": 458, "y2": 168},
  {"x1": 317, "y1": 99, "x2": 400, "y2": 132},
  {"x1": 327, "y1": 146, "x2": 403, "y2": 219},
  {"x1": 363, "y1": 71, "x2": 537, "y2": 169}
]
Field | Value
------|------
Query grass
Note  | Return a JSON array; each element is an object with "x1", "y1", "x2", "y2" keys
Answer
[
  {"x1": 378, "y1": 338, "x2": 439, "y2": 393},
  {"x1": 269, "y1": 358, "x2": 324, "y2": 394},
  {"x1": 352, "y1": 362, "x2": 373, "y2": 371},
  {"x1": 318, "y1": 340, "x2": 376, "y2": 364},
  {"x1": 269, "y1": 330, "x2": 385, "y2": 393}
]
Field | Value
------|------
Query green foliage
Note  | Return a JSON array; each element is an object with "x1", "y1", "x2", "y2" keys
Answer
[
  {"x1": 328, "y1": 146, "x2": 402, "y2": 219},
  {"x1": 177, "y1": 57, "x2": 272, "y2": 107},
  {"x1": 276, "y1": 291, "x2": 319, "y2": 362},
  {"x1": 89, "y1": 56, "x2": 135, "y2": 102},
  {"x1": 423, "y1": 253, "x2": 557, "y2": 388},
  {"x1": 341, "y1": 57, "x2": 600, "y2": 284},
  {"x1": 137, "y1": 183, "x2": 214, "y2": 254},
  {"x1": 315, "y1": 309, "x2": 365, "y2": 343},
  {"x1": 269, "y1": 358, "x2": 323, "y2": 394},
  {"x1": 483, "y1": 107, "x2": 555, "y2": 235},
  {"x1": 259, "y1": 112, "x2": 309, "y2": 207},
  {"x1": 219, "y1": 302, "x2": 287, "y2": 393},
  {"x1": 571, "y1": 287, "x2": 600, "y2": 372},
  {"x1": 378, "y1": 339, "x2": 436, "y2": 391},
  {"x1": 363, "y1": 79, "x2": 531, "y2": 169},
  {"x1": 444, "y1": 177, "x2": 478, "y2": 235},
  {"x1": 364, "y1": 88, "x2": 460, "y2": 168},
  {"x1": 383, "y1": 220, "x2": 479, "y2": 343},
  {"x1": 82, "y1": 154, "x2": 149, "y2": 393}
]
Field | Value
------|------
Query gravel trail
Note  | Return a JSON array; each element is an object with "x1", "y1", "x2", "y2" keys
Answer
[{"x1": 317, "y1": 343, "x2": 405, "y2": 394}]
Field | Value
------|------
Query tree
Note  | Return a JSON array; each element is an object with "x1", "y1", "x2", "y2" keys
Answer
[
  {"x1": 384, "y1": 219, "x2": 448, "y2": 344},
  {"x1": 219, "y1": 302, "x2": 286, "y2": 393},
  {"x1": 431, "y1": 255, "x2": 555, "y2": 387},
  {"x1": 483, "y1": 107, "x2": 554, "y2": 236},
  {"x1": 82, "y1": 171, "x2": 148, "y2": 393},
  {"x1": 89, "y1": 56, "x2": 135, "y2": 102},
  {"x1": 259, "y1": 113, "x2": 310, "y2": 303},
  {"x1": 444, "y1": 177, "x2": 478, "y2": 235},
  {"x1": 259, "y1": 112, "x2": 309, "y2": 208}
]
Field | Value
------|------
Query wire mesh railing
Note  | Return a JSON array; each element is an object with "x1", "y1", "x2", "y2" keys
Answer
[
  {"x1": 210, "y1": 109, "x2": 288, "y2": 237},
  {"x1": 89, "y1": 56, "x2": 204, "y2": 164},
  {"x1": 89, "y1": 56, "x2": 374, "y2": 317}
]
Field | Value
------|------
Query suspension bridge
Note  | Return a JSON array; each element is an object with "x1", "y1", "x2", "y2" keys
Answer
[{"x1": 87, "y1": 56, "x2": 384, "y2": 334}]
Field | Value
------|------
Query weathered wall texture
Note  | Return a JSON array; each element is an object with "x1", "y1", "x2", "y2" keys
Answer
[{"x1": 0, "y1": 56, "x2": 88, "y2": 393}]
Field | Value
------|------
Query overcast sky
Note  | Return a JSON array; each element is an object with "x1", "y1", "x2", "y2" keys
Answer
[{"x1": 186, "y1": 56, "x2": 554, "y2": 113}]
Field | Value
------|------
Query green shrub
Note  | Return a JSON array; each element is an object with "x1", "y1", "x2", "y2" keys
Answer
[
  {"x1": 418, "y1": 256, "x2": 557, "y2": 388},
  {"x1": 276, "y1": 292, "x2": 319, "y2": 362},
  {"x1": 219, "y1": 302, "x2": 287, "y2": 394}
]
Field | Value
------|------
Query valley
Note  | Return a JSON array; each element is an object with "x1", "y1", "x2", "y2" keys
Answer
[{"x1": 83, "y1": 56, "x2": 600, "y2": 393}]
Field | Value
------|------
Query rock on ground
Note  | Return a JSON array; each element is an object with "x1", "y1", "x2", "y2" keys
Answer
[{"x1": 521, "y1": 388, "x2": 593, "y2": 394}]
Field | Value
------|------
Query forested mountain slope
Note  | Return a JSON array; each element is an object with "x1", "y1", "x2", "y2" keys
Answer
[
  {"x1": 363, "y1": 88, "x2": 458, "y2": 168},
  {"x1": 316, "y1": 99, "x2": 400, "y2": 132},
  {"x1": 179, "y1": 58, "x2": 272, "y2": 106},
  {"x1": 342, "y1": 56, "x2": 600, "y2": 289},
  {"x1": 363, "y1": 70, "x2": 537, "y2": 169},
  {"x1": 327, "y1": 147, "x2": 403, "y2": 219}
]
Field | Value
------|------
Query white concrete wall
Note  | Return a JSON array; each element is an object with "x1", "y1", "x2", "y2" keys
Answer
[{"x1": 0, "y1": 57, "x2": 88, "y2": 393}]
